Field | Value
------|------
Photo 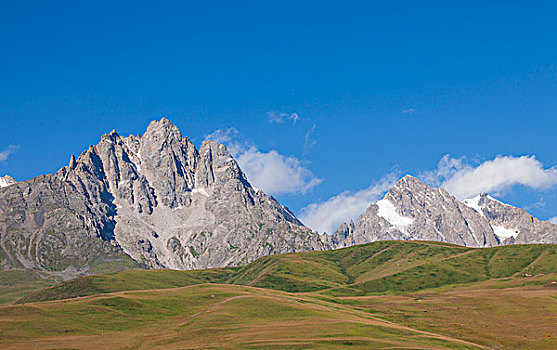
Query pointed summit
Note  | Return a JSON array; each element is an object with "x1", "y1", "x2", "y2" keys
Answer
[
  {"x1": 143, "y1": 117, "x2": 184, "y2": 144},
  {"x1": 146, "y1": 117, "x2": 179, "y2": 132},
  {"x1": 393, "y1": 174, "x2": 427, "y2": 188},
  {"x1": 0, "y1": 118, "x2": 324, "y2": 276},
  {"x1": 386, "y1": 174, "x2": 434, "y2": 200},
  {"x1": 332, "y1": 174, "x2": 503, "y2": 249},
  {"x1": 68, "y1": 154, "x2": 77, "y2": 170}
]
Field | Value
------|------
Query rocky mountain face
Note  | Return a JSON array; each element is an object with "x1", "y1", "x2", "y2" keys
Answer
[
  {"x1": 327, "y1": 175, "x2": 557, "y2": 248},
  {"x1": 1, "y1": 119, "x2": 555, "y2": 279},
  {"x1": 0, "y1": 119, "x2": 324, "y2": 278},
  {"x1": 462, "y1": 193, "x2": 557, "y2": 245}
]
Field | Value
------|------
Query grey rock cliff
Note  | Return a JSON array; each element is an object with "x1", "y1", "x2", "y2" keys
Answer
[
  {"x1": 331, "y1": 175, "x2": 556, "y2": 248},
  {"x1": 462, "y1": 193, "x2": 557, "y2": 245},
  {"x1": 0, "y1": 118, "x2": 324, "y2": 277},
  {"x1": 2, "y1": 120, "x2": 554, "y2": 279}
]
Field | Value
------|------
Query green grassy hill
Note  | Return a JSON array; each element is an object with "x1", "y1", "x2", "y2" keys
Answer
[
  {"x1": 16, "y1": 267, "x2": 236, "y2": 304},
  {"x1": 18, "y1": 240, "x2": 557, "y2": 304},
  {"x1": 1, "y1": 284, "x2": 490, "y2": 350},
  {"x1": 3, "y1": 240, "x2": 557, "y2": 349}
]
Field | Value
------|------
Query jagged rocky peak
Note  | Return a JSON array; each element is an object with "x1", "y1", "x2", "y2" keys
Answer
[
  {"x1": 0, "y1": 175, "x2": 16, "y2": 188},
  {"x1": 333, "y1": 219, "x2": 355, "y2": 238},
  {"x1": 331, "y1": 174, "x2": 501, "y2": 248},
  {"x1": 391, "y1": 174, "x2": 424, "y2": 189},
  {"x1": 331, "y1": 174, "x2": 557, "y2": 249},
  {"x1": 68, "y1": 154, "x2": 77, "y2": 170},
  {"x1": 59, "y1": 118, "x2": 250, "y2": 214},
  {"x1": 0, "y1": 117, "x2": 325, "y2": 276},
  {"x1": 386, "y1": 174, "x2": 449, "y2": 204},
  {"x1": 462, "y1": 192, "x2": 501, "y2": 215},
  {"x1": 462, "y1": 192, "x2": 557, "y2": 244}
]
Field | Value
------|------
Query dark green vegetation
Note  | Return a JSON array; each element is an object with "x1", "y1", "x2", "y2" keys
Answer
[{"x1": 2, "y1": 241, "x2": 557, "y2": 349}]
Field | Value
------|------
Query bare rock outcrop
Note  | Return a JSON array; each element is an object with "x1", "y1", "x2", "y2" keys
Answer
[
  {"x1": 331, "y1": 175, "x2": 556, "y2": 248},
  {"x1": 0, "y1": 118, "x2": 324, "y2": 278}
]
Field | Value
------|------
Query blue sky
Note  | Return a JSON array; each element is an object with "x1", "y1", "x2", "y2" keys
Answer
[{"x1": 1, "y1": 1, "x2": 556, "y2": 232}]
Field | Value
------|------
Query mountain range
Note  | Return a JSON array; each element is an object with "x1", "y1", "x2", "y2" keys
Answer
[
  {"x1": 327, "y1": 175, "x2": 556, "y2": 248},
  {"x1": 0, "y1": 118, "x2": 555, "y2": 279}
]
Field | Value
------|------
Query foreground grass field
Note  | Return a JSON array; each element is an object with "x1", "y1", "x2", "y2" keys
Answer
[
  {"x1": 1, "y1": 284, "x2": 490, "y2": 349},
  {"x1": 1, "y1": 241, "x2": 556, "y2": 349}
]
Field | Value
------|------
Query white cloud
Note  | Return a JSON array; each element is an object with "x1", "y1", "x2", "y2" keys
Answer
[
  {"x1": 549, "y1": 217, "x2": 557, "y2": 225},
  {"x1": 237, "y1": 147, "x2": 322, "y2": 195},
  {"x1": 268, "y1": 111, "x2": 300, "y2": 125},
  {"x1": 419, "y1": 154, "x2": 466, "y2": 187},
  {"x1": 299, "y1": 174, "x2": 399, "y2": 234},
  {"x1": 423, "y1": 154, "x2": 557, "y2": 200},
  {"x1": 0, "y1": 145, "x2": 19, "y2": 162},
  {"x1": 402, "y1": 108, "x2": 416, "y2": 115},
  {"x1": 205, "y1": 128, "x2": 321, "y2": 195}
]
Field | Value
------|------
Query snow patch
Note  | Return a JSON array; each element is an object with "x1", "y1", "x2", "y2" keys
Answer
[
  {"x1": 376, "y1": 199, "x2": 414, "y2": 232},
  {"x1": 492, "y1": 225, "x2": 519, "y2": 239},
  {"x1": 463, "y1": 194, "x2": 512, "y2": 216},
  {"x1": 0, "y1": 175, "x2": 16, "y2": 188},
  {"x1": 131, "y1": 149, "x2": 142, "y2": 172},
  {"x1": 123, "y1": 140, "x2": 142, "y2": 172},
  {"x1": 462, "y1": 195, "x2": 485, "y2": 216}
]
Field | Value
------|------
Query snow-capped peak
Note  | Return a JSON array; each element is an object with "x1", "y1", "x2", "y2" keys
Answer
[
  {"x1": 462, "y1": 194, "x2": 485, "y2": 216},
  {"x1": 0, "y1": 175, "x2": 16, "y2": 188},
  {"x1": 463, "y1": 193, "x2": 511, "y2": 216}
]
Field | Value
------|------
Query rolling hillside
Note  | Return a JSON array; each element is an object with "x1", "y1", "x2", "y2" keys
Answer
[
  {"x1": 2, "y1": 240, "x2": 557, "y2": 349},
  {"x1": 18, "y1": 240, "x2": 557, "y2": 303}
]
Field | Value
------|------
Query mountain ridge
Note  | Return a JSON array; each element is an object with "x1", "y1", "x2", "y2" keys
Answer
[
  {"x1": 327, "y1": 174, "x2": 556, "y2": 248},
  {"x1": 1, "y1": 119, "x2": 555, "y2": 282},
  {"x1": 0, "y1": 118, "x2": 324, "y2": 279}
]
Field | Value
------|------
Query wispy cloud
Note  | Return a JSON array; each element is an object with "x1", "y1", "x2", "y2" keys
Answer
[
  {"x1": 205, "y1": 128, "x2": 245, "y2": 155},
  {"x1": 206, "y1": 128, "x2": 321, "y2": 195},
  {"x1": 268, "y1": 111, "x2": 300, "y2": 125},
  {"x1": 402, "y1": 108, "x2": 417, "y2": 115},
  {"x1": 419, "y1": 154, "x2": 466, "y2": 187},
  {"x1": 303, "y1": 123, "x2": 317, "y2": 153},
  {"x1": 421, "y1": 154, "x2": 557, "y2": 200},
  {"x1": 299, "y1": 173, "x2": 399, "y2": 234},
  {"x1": 0, "y1": 145, "x2": 19, "y2": 162}
]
